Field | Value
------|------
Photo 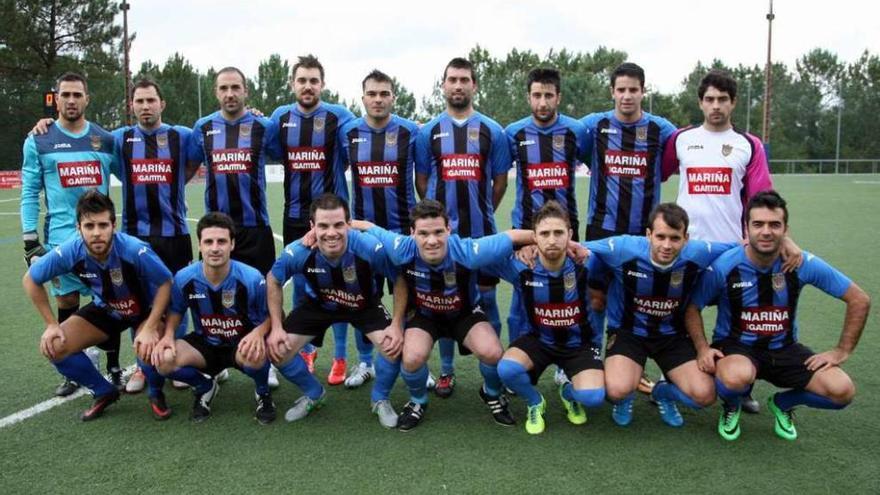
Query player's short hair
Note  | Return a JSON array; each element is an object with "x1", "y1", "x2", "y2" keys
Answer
[
  {"x1": 746, "y1": 190, "x2": 788, "y2": 225},
  {"x1": 292, "y1": 54, "x2": 325, "y2": 82},
  {"x1": 131, "y1": 77, "x2": 163, "y2": 101},
  {"x1": 698, "y1": 69, "x2": 737, "y2": 100},
  {"x1": 309, "y1": 193, "x2": 350, "y2": 222},
  {"x1": 76, "y1": 190, "x2": 115, "y2": 224},
  {"x1": 410, "y1": 200, "x2": 449, "y2": 228},
  {"x1": 533, "y1": 200, "x2": 570, "y2": 229},
  {"x1": 56, "y1": 72, "x2": 88, "y2": 93},
  {"x1": 443, "y1": 57, "x2": 477, "y2": 84},
  {"x1": 527, "y1": 67, "x2": 561, "y2": 93},
  {"x1": 610, "y1": 62, "x2": 645, "y2": 89},
  {"x1": 197, "y1": 212, "x2": 236, "y2": 240},
  {"x1": 215, "y1": 66, "x2": 247, "y2": 86},
  {"x1": 648, "y1": 203, "x2": 689, "y2": 233},
  {"x1": 362, "y1": 69, "x2": 393, "y2": 91}
]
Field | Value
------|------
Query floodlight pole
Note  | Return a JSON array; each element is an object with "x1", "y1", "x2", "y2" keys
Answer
[
  {"x1": 122, "y1": 1, "x2": 131, "y2": 126},
  {"x1": 761, "y1": 0, "x2": 774, "y2": 145}
]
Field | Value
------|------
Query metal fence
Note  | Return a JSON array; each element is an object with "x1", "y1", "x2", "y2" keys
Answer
[{"x1": 769, "y1": 159, "x2": 880, "y2": 174}]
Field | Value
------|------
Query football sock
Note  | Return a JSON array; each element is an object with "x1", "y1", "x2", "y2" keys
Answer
[
  {"x1": 400, "y1": 365, "x2": 429, "y2": 404},
  {"x1": 497, "y1": 359, "x2": 541, "y2": 406},
  {"x1": 53, "y1": 351, "x2": 114, "y2": 396}
]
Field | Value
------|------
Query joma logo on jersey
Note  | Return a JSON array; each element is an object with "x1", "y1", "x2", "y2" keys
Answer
[
  {"x1": 626, "y1": 270, "x2": 648, "y2": 279},
  {"x1": 58, "y1": 161, "x2": 102, "y2": 188},
  {"x1": 405, "y1": 269, "x2": 428, "y2": 279},
  {"x1": 211, "y1": 148, "x2": 253, "y2": 173},
  {"x1": 287, "y1": 146, "x2": 326, "y2": 171},
  {"x1": 53, "y1": 143, "x2": 72, "y2": 149},
  {"x1": 306, "y1": 267, "x2": 326, "y2": 274},
  {"x1": 518, "y1": 140, "x2": 535, "y2": 147},
  {"x1": 525, "y1": 280, "x2": 544, "y2": 287},
  {"x1": 732, "y1": 281, "x2": 754, "y2": 289},
  {"x1": 131, "y1": 159, "x2": 173, "y2": 184},
  {"x1": 441, "y1": 154, "x2": 482, "y2": 181},
  {"x1": 188, "y1": 293, "x2": 207, "y2": 300},
  {"x1": 77, "y1": 272, "x2": 98, "y2": 279},
  {"x1": 526, "y1": 163, "x2": 568, "y2": 190},
  {"x1": 603, "y1": 150, "x2": 648, "y2": 178},
  {"x1": 432, "y1": 132, "x2": 449, "y2": 140},
  {"x1": 687, "y1": 167, "x2": 732, "y2": 194},
  {"x1": 357, "y1": 161, "x2": 399, "y2": 187}
]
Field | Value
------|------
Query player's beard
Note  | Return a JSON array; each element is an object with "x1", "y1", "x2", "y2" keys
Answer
[
  {"x1": 533, "y1": 110, "x2": 556, "y2": 124},
  {"x1": 446, "y1": 94, "x2": 471, "y2": 111},
  {"x1": 297, "y1": 93, "x2": 319, "y2": 111},
  {"x1": 61, "y1": 107, "x2": 84, "y2": 124}
]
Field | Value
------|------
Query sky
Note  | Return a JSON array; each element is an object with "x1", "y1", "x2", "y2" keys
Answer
[{"x1": 123, "y1": 0, "x2": 879, "y2": 104}]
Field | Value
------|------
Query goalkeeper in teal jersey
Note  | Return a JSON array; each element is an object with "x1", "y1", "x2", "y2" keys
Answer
[{"x1": 20, "y1": 72, "x2": 118, "y2": 396}]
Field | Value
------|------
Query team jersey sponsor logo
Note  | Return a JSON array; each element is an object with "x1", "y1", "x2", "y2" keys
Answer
[
  {"x1": 343, "y1": 265, "x2": 357, "y2": 283},
  {"x1": 525, "y1": 162, "x2": 569, "y2": 190},
  {"x1": 90, "y1": 135, "x2": 102, "y2": 151},
  {"x1": 564, "y1": 272, "x2": 576, "y2": 291},
  {"x1": 356, "y1": 161, "x2": 399, "y2": 187},
  {"x1": 107, "y1": 297, "x2": 141, "y2": 318},
  {"x1": 552, "y1": 134, "x2": 566, "y2": 150},
  {"x1": 739, "y1": 306, "x2": 790, "y2": 335},
  {"x1": 636, "y1": 127, "x2": 648, "y2": 142},
  {"x1": 772, "y1": 273, "x2": 786, "y2": 292},
  {"x1": 443, "y1": 271, "x2": 456, "y2": 287},
  {"x1": 156, "y1": 133, "x2": 168, "y2": 149},
  {"x1": 670, "y1": 270, "x2": 684, "y2": 287},
  {"x1": 721, "y1": 144, "x2": 733, "y2": 156},
  {"x1": 319, "y1": 288, "x2": 366, "y2": 310},
  {"x1": 603, "y1": 150, "x2": 648, "y2": 178},
  {"x1": 211, "y1": 148, "x2": 253, "y2": 174},
  {"x1": 633, "y1": 296, "x2": 681, "y2": 318},
  {"x1": 287, "y1": 146, "x2": 326, "y2": 172},
  {"x1": 415, "y1": 290, "x2": 462, "y2": 312},
  {"x1": 109, "y1": 268, "x2": 124, "y2": 286},
  {"x1": 533, "y1": 302, "x2": 583, "y2": 328},
  {"x1": 441, "y1": 154, "x2": 482, "y2": 181},
  {"x1": 467, "y1": 127, "x2": 480, "y2": 142},
  {"x1": 222, "y1": 289, "x2": 235, "y2": 308},
  {"x1": 686, "y1": 167, "x2": 732, "y2": 194},
  {"x1": 200, "y1": 314, "x2": 246, "y2": 340},
  {"x1": 239, "y1": 123, "x2": 251, "y2": 137},
  {"x1": 385, "y1": 132, "x2": 398, "y2": 147},
  {"x1": 58, "y1": 161, "x2": 103, "y2": 188},
  {"x1": 314, "y1": 117, "x2": 325, "y2": 132},
  {"x1": 131, "y1": 158, "x2": 173, "y2": 184}
]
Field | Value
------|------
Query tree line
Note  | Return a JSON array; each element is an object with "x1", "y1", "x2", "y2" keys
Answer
[{"x1": 2, "y1": 0, "x2": 878, "y2": 169}]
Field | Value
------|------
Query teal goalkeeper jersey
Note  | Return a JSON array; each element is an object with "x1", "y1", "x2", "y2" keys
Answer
[{"x1": 20, "y1": 121, "x2": 117, "y2": 246}]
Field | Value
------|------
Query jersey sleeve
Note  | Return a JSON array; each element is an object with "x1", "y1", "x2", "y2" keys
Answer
[
  {"x1": 582, "y1": 235, "x2": 637, "y2": 268},
  {"x1": 366, "y1": 225, "x2": 416, "y2": 265},
  {"x1": 481, "y1": 253, "x2": 521, "y2": 284},
  {"x1": 260, "y1": 117, "x2": 280, "y2": 162},
  {"x1": 489, "y1": 124, "x2": 512, "y2": 177},
  {"x1": 28, "y1": 243, "x2": 76, "y2": 285},
  {"x1": 744, "y1": 134, "x2": 773, "y2": 199},
  {"x1": 349, "y1": 229, "x2": 398, "y2": 280},
  {"x1": 414, "y1": 125, "x2": 433, "y2": 176},
  {"x1": 187, "y1": 120, "x2": 206, "y2": 164},
  {"x1": 691, "y1": 264, "x2": 725, "y2": 309},
  {"x1": 450, "y1": 233, "x2": 514, "y2": 269},
  {"x1": 575, "y1": 121, "x2": 591, "y2": 163},
  {"x1": 248, "y1": 274, "x2": 270, "y2": 325},
  {"x1": 689, "y1": 240, "x2": 741, "y2": 266},
  {"x1": 270, "y1": 242, "x2": 309, "y2": 283},
  {"x1": 20, "y1": 136, "x2": 42, "y2": 235},
  {"x1": 130, "y1": 239, "x2": 173, "y2": 287},
  {"x1": 169, "y1": 273, "x2": 188, "y2": 316},
  {"x1": 109, "y1": 128, "x2": 125, "y2": 180},
  {"x1": 797, "y1": 252, "x2": 853, "y2": 299},
  {"x1": 265, "y1": 108, "x2": 285, "y2": 161},
  {"x1": 660, "y1": 128, "x2": 685, "y2": 181}
]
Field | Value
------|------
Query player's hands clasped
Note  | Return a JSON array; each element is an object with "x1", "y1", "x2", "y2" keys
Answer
[
  {"x1": 696, "y1": 346, "x2": 724, "y2": 374},
  {"x1": 266, "y1": 326, "x2": 291, "y2": 363},
  {"x1": 39, "y1": 323, "x2": 65, "y2": 360}
]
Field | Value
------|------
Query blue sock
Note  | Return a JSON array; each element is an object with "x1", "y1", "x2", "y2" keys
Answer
[
  {"x1": 242, "y1": 361, "x2": 270, "y2": 395},
  {"x1": 571, "y1": 387, "x2": 606, "y2": 408},
  {"x1": 174, "y1": 311, "x2": 189, "y2": 339},
  {"x1": 332, "y1": 323, "x2": 348, "y2": 360},
  {"x1": 168, "y1": 366, "x2": 213, "y2": 394},
  {"x1": 439, "y1": 339, "x2": 455, "y2": 375},
  {"x1": 355, "y1": 329, "x2": 374, "y2": 365},
  {"x1": 590, "y1": 308, "x2": 606, "y2": 334},
  {"x1": 480, "y1": 287, "x2": 502, "y2": 336},
  {"x1": 653, "y1": 380, "x2": 702, "y2": 409},
  {"x1": 478, "y1": 361, "x2": 502, "y2": 397},
  {"x1": 278, "y1": 354, "x2": 324, "y2": 399},
  {"x1": 715, "y1": 378, "x2": 749, "y2": 408},
  {"x1": 400, "y1": 365, "x2": 429, "y2": 404},
  {"x1": 371, "y1": 354, "x2": 400, "y2": 402},
  {"x1": 774, "y1": 390, "x2": 848, "y2": 411},
  {"x1": 506, "y1": 292, "x2": 525, "y2": 344},
  {"x1": 137, "y1": 358, "x2": 165, "y2": 398},
  {"x1": 53, "y1": 351, "x2": 114, "y2": 396},
  {"x1": 497, "y1": 359, "x2": 541, "y2": 406}
]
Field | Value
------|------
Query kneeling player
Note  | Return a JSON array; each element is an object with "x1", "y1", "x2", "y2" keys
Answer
[
  {"x1": 489, "y1": 202, "x2": 605, "y2": 435},
  {"x1": 686, "y1": 191, "x2": 870, "y2": 441},
  {"x1": 152, "y1": 213, "x2": 276, "y2": 424},
  {"x1": 354, "y1": 200, "x2": 535, "y2": 431},
  {"x1": 23, "y1": 191, "x2": 171, "y2": 421},
  {"x1": 266, "y1": 194, "x2": 405, "y2": 428}
]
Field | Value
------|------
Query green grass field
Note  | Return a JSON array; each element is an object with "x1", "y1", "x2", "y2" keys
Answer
[{"x1": 1, "y1": 176, "x2": 878, "y2": 494}]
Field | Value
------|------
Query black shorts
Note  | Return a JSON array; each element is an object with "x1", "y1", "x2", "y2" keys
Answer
[
  {"x1": 477, "y1": 272, "x2": 500, "y2": 287},
  {"x1": 712, "y1": 339, "x2": 816, "y2": 390},
  {"x1": 232, "y1": 225, "x2": 276, "y2": 275},
  {"x1": 511, "y1": 332, "x2": 603, "y2": 384},
  {"x1": 283, "y1": 218, "x2": 310, "y2": 247},
  {"x1": 405, "y1": 308, "x2": 488, "y2": 356},
  {"x1": 283, "y1": 301, "x2": 391, "y2": 347},
  {"x1": 76, "y1": 302, "x2": 143, "y2": 339},
  {"x1": 138, "y1": 234, "x2": 193, "y2": 274},
  {"x1": 606, "y1": 331, "x2": 697, "y2": 374},
  {"x1": 182, "y1": 333, "x2": 239, "y2": 377}
]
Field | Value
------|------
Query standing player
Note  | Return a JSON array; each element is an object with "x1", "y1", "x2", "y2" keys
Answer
[
  {"x1": 188, "y1": 67, "x2": 277, "y2": 276},
  {"x1": 581, "y1": 62, "x2": 676, "y2": 390},
  {"x1": 21, "y1": 72, "x2": 120, "y2": 397},
  {"x1": 338, "y1": 69, "x2": 419, "y2": 388},
  {"x1": 269, "y1": 55, "x2": 355, "y2": 385},
  {"x1": 354, "y1": 200, "x2": 534, "y2": 431},
  {"x1": 151, "y1": 212, "x2": 276, "y2": 424},
  {"x1": 505, "y1": 67, "x2": 589, "y2": 350},
  {"x1": 265, "y1": 194, "x2": 405, "y2": 428},
  {"x1": 686, "y1": 191, "x2": 870, "y2": 441},
  {"x1": 662, "y1": 69, "x2": 774, "y2": 413},
  {"x1": 415, "y1": 57, "x2": 512, "y2": 398},
  {"x1": 22, "y1": 192, "x2": 172, "y2": 420},
  {"x1": 491, "y1": 202, "x2": 605, "y2": 435}
]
